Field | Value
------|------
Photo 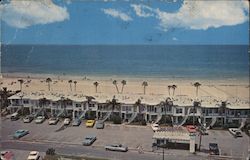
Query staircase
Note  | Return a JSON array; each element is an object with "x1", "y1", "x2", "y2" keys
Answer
[
  {"x1": 78, "y1": 110, "x2": 87, "y2": 120},
  {"x1": 56, "y1": 109, "x2": 66, "y2": 118},
  {"x1": 177, "y1": 107, "x2": 192, "y2": 127},
  {"x1": 239, "y1": 118, "x2": 247, "y2": 130},
  {"x1": 100, "y1": 111, "x2": 112, "y2": 122},
  {"x1": 155, "y1": 114, "x2": 162, "y2": 124},
  {"x1": 127, "y1": 112, "x2": 138, "y2": 124},
  {"x1": 34, "y1": 108, "x2": 44, "y2": 117},
  {"x1": 207, "y1": 117, "x2": 217, "y2": 129}
]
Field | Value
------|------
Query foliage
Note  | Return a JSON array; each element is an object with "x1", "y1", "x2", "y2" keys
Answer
[
  {"x1": 112, "y1": 115, "x2": 122, "y2": 124},
  {"x1": 46, "y1": 148, "x2": 56, "y2": 155}
]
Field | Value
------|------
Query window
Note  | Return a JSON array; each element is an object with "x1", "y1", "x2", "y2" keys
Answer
[
  {"x1": 23, "y1": 100, "x2": 29, "y2": 104},
  {"x1": 214, "y1": 108, "x2": 218, "y2": 113},
  {"x1": 176, "y1": 108, "x2": 182, "y2": 114},
  {"x1": 75, "y1": 103, "x2": 81, "y2": 108}
]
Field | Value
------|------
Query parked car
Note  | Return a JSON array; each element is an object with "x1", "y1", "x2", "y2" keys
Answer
[
  {"x1": 27, "y1": 151, "x2": 40, "y2": 160},
  {"x1": 48, "y1": 117, "x2": 59, "y2": 125},
  {"x1": 209, "y1": 143, "x2": 219, "y2": 155},
  {"x1": 151, "y1": 123, "x2": 159, "y2": 132},
  {"x1": 10, "y1": 113, "x2": 19, "y2": 121},
  {"x1": 82, "y1": 135, "x2": 97, "y2": 146},
  {"x1": 23, "y1": 116, "x2": 34, "y2": 123},
  {"x1": 72, "y1": 119, "x2": 81, "y2": 126},
  {"x1": 105, "y1": 144, "x2": 128, "y2": 152},
  {"x1": 1, "y1": 151, "x2": 14, "y2": 160},
  {"x1": 228, "y1": 128, "x2": 243, "y2": 138},
  {"x1": 13, "y1": 129, "x2": 29, "y2": 139},
  {"x1": 96, "y1": 121, "x2": 104, "y2": 129},
  {"x1": 63, "y1": 118, "x2": 71, "y2": 125},
  {"x1": 35, "y1": 116, "x2": 45, "y2": 124},
  {"x1": 86, "y1": 120, "x2": 95, "y2": 127}
]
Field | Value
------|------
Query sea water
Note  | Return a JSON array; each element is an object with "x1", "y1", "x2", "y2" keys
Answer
[{"x1": 1, "y1": 45, "x2": 249, "y2": 80}]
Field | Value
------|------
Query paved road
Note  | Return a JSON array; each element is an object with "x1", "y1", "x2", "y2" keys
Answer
[
  {"x1": 1, "y1": 118, "x2": 249, "y2": 159},
  {"x1": 1, "y1": 140, "x2": 208, "y2": 160}
]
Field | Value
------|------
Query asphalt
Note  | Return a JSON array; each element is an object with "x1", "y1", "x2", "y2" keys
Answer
[{"x1": 1, "y1": 118, "x2": 249, "y2": 160}]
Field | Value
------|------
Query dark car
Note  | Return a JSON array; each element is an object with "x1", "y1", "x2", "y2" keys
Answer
[
  {"x1": 95, "y1": 121, "x2": 104, "y2": 129},
  {"x1": 72, "y1": 119, "x2": 81, "y2": 126},
  {"x1": 82, "y1": 135, "x2": 96, "y2": 146},
  {"x1": 209, "y1": 143, "x2": 219, "y2": 155}
]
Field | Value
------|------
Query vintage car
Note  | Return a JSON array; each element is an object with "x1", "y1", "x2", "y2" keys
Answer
[
  {"x1": 27, "y1": 151, "x2": 40, "y2": 160},
  {"x1": 13, "y1": 129, "x2": 29, "y2": 139},
  {"x1": 105, "y1": 144, "x2": 128, "y2": 152},
  {"x1": 82, "y1": 135, "x2": 97, "y2": 146},
  {"x1": 86, "y1": 120, "x2": 95, "y2": 127}
]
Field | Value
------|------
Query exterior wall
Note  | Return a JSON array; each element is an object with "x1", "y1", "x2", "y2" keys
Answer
[{"x1": 7, "y1": 96, "x2": 250, "y2": 124}]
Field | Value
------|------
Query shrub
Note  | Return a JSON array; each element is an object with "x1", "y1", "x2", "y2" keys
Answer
[
  {"x1": 112, "y1": 115, "x2": 122, "y2": 124},
  {"x1": 46, "y1": 148, "x2": 56, "y2": 155}
]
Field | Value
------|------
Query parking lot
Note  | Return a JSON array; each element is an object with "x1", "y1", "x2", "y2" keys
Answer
[
  {"x1": 1, "y1": 118, "x2": 154, "y2": 151},
  {"x1": 1, "y1": 118, "x2": 249, "y2": 159}
]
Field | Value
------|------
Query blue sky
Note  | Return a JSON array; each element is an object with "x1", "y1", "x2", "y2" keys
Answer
[{"x1": 1, "y1": 0, "x2": 249, "y2": 45}]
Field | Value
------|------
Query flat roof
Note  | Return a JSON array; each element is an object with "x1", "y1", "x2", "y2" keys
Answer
[{"x1": 153, "y1": 127, "x2": 191, "y2": 142}]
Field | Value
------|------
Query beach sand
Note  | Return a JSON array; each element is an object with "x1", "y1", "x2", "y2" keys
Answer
[{"x1": 1, "y1": 73, "x2": 249, "y2": 106}]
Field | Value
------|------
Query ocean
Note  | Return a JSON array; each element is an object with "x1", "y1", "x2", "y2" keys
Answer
[{"x1": 1, "y1": 45, "x2": 249, "y2": 79}]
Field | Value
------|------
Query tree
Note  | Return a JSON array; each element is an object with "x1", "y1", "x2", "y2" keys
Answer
[
  {"x1": 68, "y1": 80, "x2": 73, "y2": 91},
  {"x1": 113, "y1": 80, "x2": 119, "y2": 94},
  {"x1": 121, "y1": 80, "x2": 126, "y2": 94},
  {"x1": 46, "y1": 78, "x2": 52, "y2": 91},
  {"x1": 135, "y1": 99, "x2": 143, "y2": 124},
  {"x1": 167, "y1": 85, "x2": 172, "y2": 97},
  {"x1": 93, "y1": 81, "x2": 99, "y2": 93},
  {"x1": 142, "y1": 81, "x2": 148, "y2": 95},
  {"x1": 18, "y1": 79, "x2": 24, "y2": 91},
  {"x1": 171, "y1": 85, "x2": 177, "y2": 98},
  {"x1": 85, "y1": 96, "x2": 95, "y2": 119},
  {"x1": 73, "y1": 81, "x2": 77, "y2": 92},
  {"x1": 193, "y1": 82, "x2": 201, "y2": 99}
]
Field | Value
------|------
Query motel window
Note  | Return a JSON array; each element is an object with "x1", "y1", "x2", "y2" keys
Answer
[
  {"x1": 209, "y1": 109, "x2": 212, "y2": 114},
  {"x1": 214, "y1": 108, "x2": 218, "y2": 113},
  {"x1": 176, "y1": 108, "x2": 182, "y2": 114},
  {"x1": 23, "y1": 100, "x2": 29, "y2": 104},
  {"x1": 75, "y1": 104, "x2": 81, "y2": 108}
]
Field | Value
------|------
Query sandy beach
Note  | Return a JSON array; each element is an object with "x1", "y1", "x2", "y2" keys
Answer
[{"x1": 1, "y1": 73, "x2": 249, "y2": 107}]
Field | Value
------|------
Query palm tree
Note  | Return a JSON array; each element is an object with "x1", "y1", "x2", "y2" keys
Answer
[
  {"x1": 68, "y1": 80, "x2": 73, "y2": 91},
  {"x1": 135, "y1": 99, "x2": 143, "y2": 123},
  {"x1": 46, "y1": 78, "x2": 52, "y2": 91},
  {"x1": 18, "y1": 79, "x2": 24, "y2": 91},
  {"x1": 39, "y1": 98, "x2": 49, "y2": 116},
  {"x1": 171, "y1": 85, "x2": 177, "y2": 98},
  {"x1": 121, "y1": 80, "x2": 126, "y2": 94},
  {"x1": 85, "y1": 96, "x2": 95, "y2": 119},
  {"x1": 113, "y1": 80, "x2": 119, "y2": 94},
  {"x1": 167, "y1": 85, "x2": 172, "y2": 97},
  {"x1": 93, "y1": 81, "x2": 99, "y2": 93},
  {"x1": 73, "y1": 81, "x2": 77, "y2": 92},
  {"x1": 142, "y1": 81, "x2": 148, "y2": 95},
  {"x1": 193, "y1": 82, "x2": 201, "y2": 99}
]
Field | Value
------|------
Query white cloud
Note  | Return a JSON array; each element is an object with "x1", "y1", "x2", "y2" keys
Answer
[
  {"x1": 102, "y1": 8, "x2": 132, "y2": 21},
  {"x1": 131, "y1": 0, "x2": 249, "y2": 31},
  {"x1": 0, "y1": 0, "x2": 69, "y2": 28},
  {"x1": 131, "y1": 4, "x2": 154, "y2": 17}
]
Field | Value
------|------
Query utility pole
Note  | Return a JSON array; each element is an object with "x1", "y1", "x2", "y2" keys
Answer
[{"x1": 162, "y1": 147, "x2": 164, "y2": 160}]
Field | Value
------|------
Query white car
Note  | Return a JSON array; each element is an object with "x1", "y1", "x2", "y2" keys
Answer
[
  {"x1": 105, "y1": 144, "x2": 128, "y2": 152},
  {"x1": 151, "y1": 123, "x2": 159, "y2": 132},
  {"x1": 27, "y1": 151, "x2": 39, "y2": 160},
  {"x1": 48, "y1": 117, "x2": 59, "y2": 125},
  {"x1": 63, "y1": 118, "x2": 70, "y2": 125},
  {"x1": 35, "y1": 116, "x2": 45, "y2": 124}
]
